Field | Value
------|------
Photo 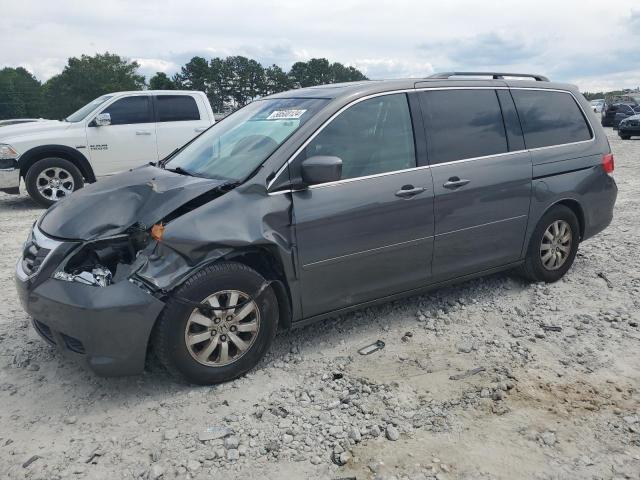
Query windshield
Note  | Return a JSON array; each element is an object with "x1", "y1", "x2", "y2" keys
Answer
[
  {"x1": 165, "y1": 97, "x2": 329, "y2": 181},
  {"x1": 65, "y1": 95, "x2": 113, "y2": 122}
]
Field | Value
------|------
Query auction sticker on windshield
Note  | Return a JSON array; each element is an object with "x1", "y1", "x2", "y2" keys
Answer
[{"x1": 266, "y1": 109, "x2": 307, "y2": 120}]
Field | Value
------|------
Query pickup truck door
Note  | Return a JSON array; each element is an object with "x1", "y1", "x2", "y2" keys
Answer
[
  {"x1": 154, "y1": 94, "x2": 212, "y2": 159},
  {"x1": 85, "y1": 95, "x2": 158, "y2": 176}
]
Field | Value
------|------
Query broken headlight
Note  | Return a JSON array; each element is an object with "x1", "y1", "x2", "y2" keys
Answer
[{"x1": 53, "y1": 230, "x2": 150, "y2": 287}]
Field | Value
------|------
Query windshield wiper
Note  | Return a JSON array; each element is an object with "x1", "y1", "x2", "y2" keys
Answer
[{"x1": 165, "y1": 166, "x2": 195, "y2": 177}]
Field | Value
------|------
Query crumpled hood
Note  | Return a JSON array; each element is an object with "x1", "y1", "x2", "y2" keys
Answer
[
  {"x1": 39, "y1": 165, "x2": 228, "y2": 241},
  {"x1": 0, "y1": 120, "x2": 69, "y2": 141}
]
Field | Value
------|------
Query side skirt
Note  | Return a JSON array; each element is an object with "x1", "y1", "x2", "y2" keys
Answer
[{"x1": 290, "y1": 260, "x2": 524, "y2": 329}]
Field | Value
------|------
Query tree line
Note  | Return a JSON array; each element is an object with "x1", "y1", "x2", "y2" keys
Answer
[{"x1": 0, "y1": 52, "x2": 367, "y2": 120}]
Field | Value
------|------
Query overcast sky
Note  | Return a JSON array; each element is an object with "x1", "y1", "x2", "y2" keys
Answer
[{"x1": 3, "y1": 0, "x2": 640, "y2": 92}]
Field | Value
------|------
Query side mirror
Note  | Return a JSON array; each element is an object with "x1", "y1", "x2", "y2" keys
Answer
[
  {"x1": 94, "y1": 113, "x2": 111, "y2": 126},
  {"x1": 301, "y1": 155, "x2": 343, "y2": 185}
]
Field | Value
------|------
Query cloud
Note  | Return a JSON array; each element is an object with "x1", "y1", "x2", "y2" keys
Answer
[
  {"x1": 352, "y1": 58, "x2": 434, "y2": 79},
  {"x1": 2, "y1": 0, "x2": 640, "y2": 92},
  {"x1": 418, "y1": 32, "x2": 541, "y2": 68}
]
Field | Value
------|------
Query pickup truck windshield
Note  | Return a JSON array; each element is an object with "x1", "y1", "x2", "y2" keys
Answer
[
  {"x1": 65, "y1": 95, "x2": 113, "y2": 122},
  {"x1": 165, "y1": 97, "x2": 329, "y2": 181}
]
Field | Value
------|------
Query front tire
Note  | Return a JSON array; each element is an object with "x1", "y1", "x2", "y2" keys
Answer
[
  {"x1": 520, "y1": 205, "x2": 580, "y2": 283},
  {"x1": 152, "y1": 262, "x2": 279, "y2": 385},
  {"x1": 25, "y1": 157, "x2": 84, "y2": 207}
]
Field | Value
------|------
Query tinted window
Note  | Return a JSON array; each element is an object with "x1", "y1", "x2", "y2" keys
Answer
[
  {"x1": 304, "y1": 93, "x2": 415, "y2": 180},
  {"x1": 511, "y1": 90, "x2": 592, "y2": 148},
  {"x1": 419, "y1": 89, "x2": 508, "y2": 164},
  {"x1": 101, "y1": 96, "x2": 151, "y2": 125},
  {"x1": 156, "y1": 95, "x2": 200, "y2": 122}
]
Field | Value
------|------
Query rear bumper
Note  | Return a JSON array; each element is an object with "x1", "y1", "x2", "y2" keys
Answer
[
  {"x1": 16, "y1": 260, "x2": 165, "y2": 376},
  {"x1": 0, "y1": 162, "x2": 20, "y2": 193}
]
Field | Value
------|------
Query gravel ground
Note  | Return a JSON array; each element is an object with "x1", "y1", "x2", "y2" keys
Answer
[{"x1": 0, "y1": 128, "x2": 639, "y2": 480}]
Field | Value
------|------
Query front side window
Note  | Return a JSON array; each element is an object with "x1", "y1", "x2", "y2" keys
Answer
[
  {"x1": 100, "y1": 96, "x2": 152, "y2": 125},
  {"x1": 303, "y1": 93, "x2": 416, "y2": 180},
  {"x1": 511, "y1": 90, "x2": 592, "y2": 148},
  {"x1": 419, "y1": 89, "x2": 508, "y2": 164},
  {"x1": 156, "y1": 95, "x2": 200, "y2": 122},
  {"x1": 65, "y1": 95, "x2": 113, "y2": 122},
  {"x1": 166, "y1": 97, "x2": 328, "y2": 181}
]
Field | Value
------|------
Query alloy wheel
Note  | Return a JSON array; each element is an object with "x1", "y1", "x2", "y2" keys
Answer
[
  {"x1": 539, "y1": 220, "x2": 572, "y2": 271},
  {"x1": 184, "y1": 290, "x2": 260, "y2": 367},
  {"x1": 36, "y1": 167, "x2": 74, "y2": 201}
]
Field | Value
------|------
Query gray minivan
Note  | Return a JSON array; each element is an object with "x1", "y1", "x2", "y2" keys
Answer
[{"x1": 15, "y1": 72, "x2": 617, "y2": 384}]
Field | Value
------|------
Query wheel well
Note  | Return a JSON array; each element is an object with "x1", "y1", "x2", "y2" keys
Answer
[
  {"x1": 221, "y1": 248, "x2": 293, "y2": 330},
  {"x1": 19, "y1": 146, "x2": 96, "y2": 183},
  {"x1": 556, "y1": 199, "x2": 585, "y2": 240}
]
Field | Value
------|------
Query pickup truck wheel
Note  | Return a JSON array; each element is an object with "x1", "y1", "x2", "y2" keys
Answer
[
  {"x1": 152, "y1": 262, "x2": 279, "y2": 385},
  {"x1": 619, "y1": 135, "x2": 631, "y2": 140},
  {"x1": 25, "y1": 158, "x2": 84, "y2": 207},
  {"x1": 520, "y1": 205, "x2": 580, "y2": 283}
]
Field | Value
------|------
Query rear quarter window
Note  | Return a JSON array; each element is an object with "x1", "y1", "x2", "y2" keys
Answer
[
  {"x1": 156, "y1": 95, "x2": 201, "y2": 122},
  {"x1": 511, "y1": 90, "x2": 592, "y2": 149}
]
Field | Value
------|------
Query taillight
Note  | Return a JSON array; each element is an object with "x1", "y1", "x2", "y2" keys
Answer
[{"x1": 602, "y1": 153, "x2": 614, "y2": 174}]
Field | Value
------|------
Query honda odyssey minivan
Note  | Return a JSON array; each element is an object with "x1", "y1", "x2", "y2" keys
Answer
[{"x1": 15, "y1": 72, "x2": 617, "y2": 384}]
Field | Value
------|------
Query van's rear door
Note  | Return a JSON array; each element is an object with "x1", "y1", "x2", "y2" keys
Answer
[{"x1": 418, "y1": 88, "x2": 532, "y2": 281}]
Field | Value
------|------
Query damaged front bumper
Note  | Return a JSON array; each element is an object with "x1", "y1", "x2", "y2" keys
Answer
[{"x1": 15, "y1": 228, "x2": 165, "y2": 376}]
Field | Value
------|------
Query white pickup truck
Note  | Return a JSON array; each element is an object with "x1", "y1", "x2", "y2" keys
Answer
[{"x1": 0, "y1": 90, "x2": 215, "y2": 206}]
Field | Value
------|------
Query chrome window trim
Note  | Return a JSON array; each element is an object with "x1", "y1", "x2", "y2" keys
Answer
[{"x1": 266, "y1": 86, "x2": 596, "y2": 192}]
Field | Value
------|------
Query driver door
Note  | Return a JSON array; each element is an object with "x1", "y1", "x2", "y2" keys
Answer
[
  {"x1": 86, "y1": 95, "x2": 158, "y2": 176},
  {"x1": 291, "y1": 93, "x2": 435, "y2": 318}
]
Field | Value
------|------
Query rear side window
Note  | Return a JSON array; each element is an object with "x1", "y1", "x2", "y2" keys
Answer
[
  {"x1": 101, "y1": 96, "x2": 152, "y2": 125},
  {"x1": 304, "y1": 93, "x2": 416, "y2": 180},
  {"x1": 511, "y1": 90, "x2": 592, "y2": 148},
  {"x1": 156, "y1": 95, "x2": 200, "y2": 122},
  {"x1": 419, "y1": 89, "x2": 508, "y2": 164}
]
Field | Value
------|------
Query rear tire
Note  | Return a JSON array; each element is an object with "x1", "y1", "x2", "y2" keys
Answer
[
  {"x1": 152, "y1": 262, "x2": 279, "y2": 385},
  {"x1": 25, "y1": 157, "x2": 84, "y2": 208},
  {"x1": 520, "y1": 205, "x2": 580, "y2": 283}
]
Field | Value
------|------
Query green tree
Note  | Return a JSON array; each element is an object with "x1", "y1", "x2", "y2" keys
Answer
[
  {"x1": 330, "y1": 62, "x2": 368, "y2": 83},
  {"x1": 0, "y1": 67, "x2": 43, "y2": 120},
  {"x1": 149, "y1": 72, "x2": 177, "y2": 90},
  {"x1": 264, "y1": 64, "x2": 293, "y2": 95},
  {"x1": 288, "y1": 58, "x2": 367, "y2": 87},
  {"x1": 225, "y1": 56, "x2": 265, "y2": 108},
  {"x1": 43, "y1": 52, "x2": 144, "y2": 119},
  {"x1": 174, "y1": 56, "x2": 210, "y2": 93},
  {"x1": 209, "y1": 57, "x2": 233, "y2": 112}
]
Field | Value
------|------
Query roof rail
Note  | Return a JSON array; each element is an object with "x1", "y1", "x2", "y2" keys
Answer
[{"x1": 428, "y1": 72, "x2": 549, "y2": 82}]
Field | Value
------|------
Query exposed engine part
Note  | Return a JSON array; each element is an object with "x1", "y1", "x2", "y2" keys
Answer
[{"x1": 54, "y1": 267, "x2": 112, "y2": 287}]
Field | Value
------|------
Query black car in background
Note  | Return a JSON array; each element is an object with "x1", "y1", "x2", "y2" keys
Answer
[
  {"x1": 601, "y1": 95, "x2": 639, "y2": 127},
  {"x1": 618, "y1": 114, "x2": 640, "y2": 139}
]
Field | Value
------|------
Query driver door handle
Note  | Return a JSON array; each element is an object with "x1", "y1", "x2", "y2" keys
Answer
[
  {"x1": 395, "y1": 185, "x2": 426, "y2": 198},
  {"x1": 443, "y1": 177, "x2": 470, "y2": 189},
  {"x1": 135, "y1": 130, "x2": 151, "y2": 136}
]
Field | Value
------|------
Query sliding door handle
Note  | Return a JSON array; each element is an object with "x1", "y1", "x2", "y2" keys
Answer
[
  {"x1": 395, "y1": 186, "x2": 426, "y2": 198},
  {"x1": 443, "y1": 177, "x2": 470, "y2": 189}
]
